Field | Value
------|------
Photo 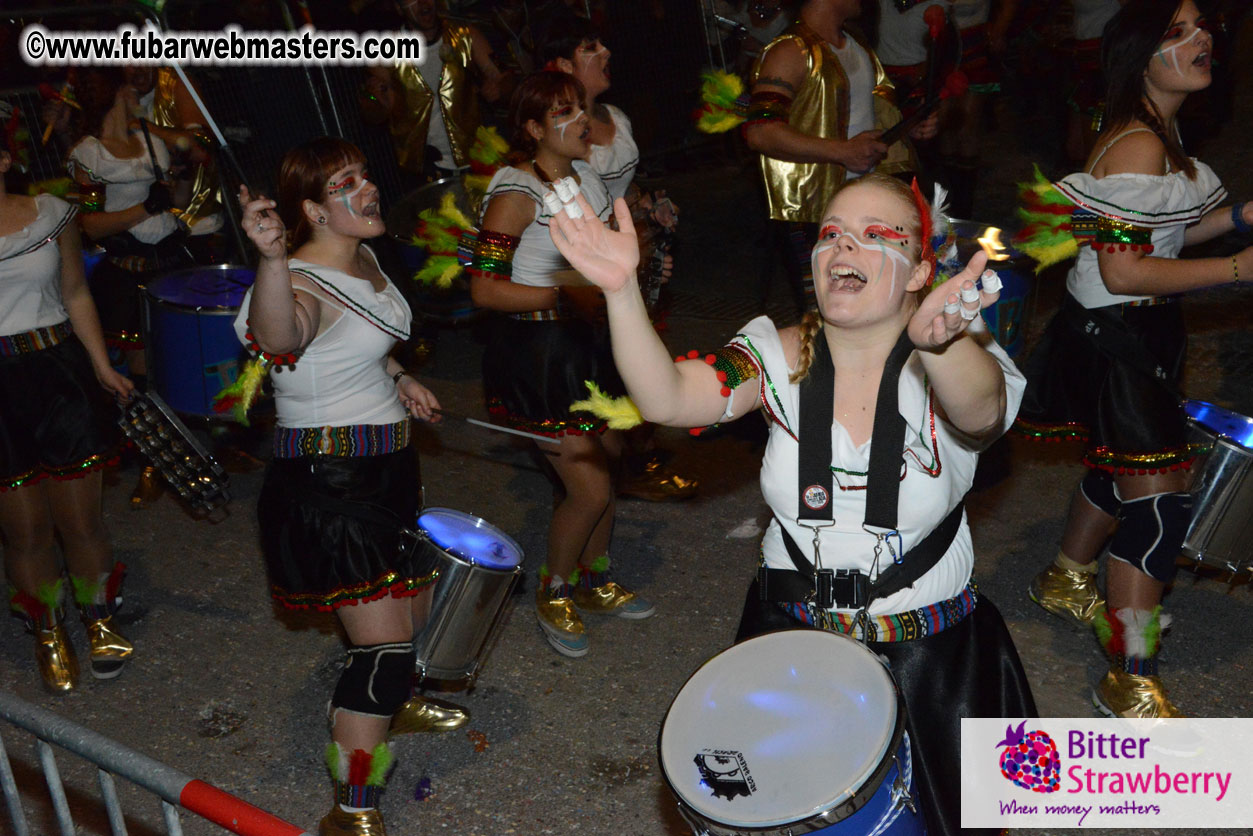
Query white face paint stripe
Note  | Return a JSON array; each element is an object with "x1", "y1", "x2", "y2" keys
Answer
[
  {"x1": 1155, "y1": 26, "x2": 1202, "y2": 76},
  {"x1": 810, "y1": 229, "x2": 913, "y2": 296},
  {"x1": 553, "y1": 108, "x2": 584, "y2": 141},
  {"x1": 337, "y1": 178, "x2": 369, "y2": 219},
  {"x1": 578, "y1": 45, "x2": 607, "y2": 63}
]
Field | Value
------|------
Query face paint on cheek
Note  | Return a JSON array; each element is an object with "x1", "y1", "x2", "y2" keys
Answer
[
  {"x1": 809, "y1": 234, "x2": 841, "y2": 288},
  {"x1": 553, "y1": 108, "x2": 584, "y2": 141},
  {"x1": 337, "y1": 179, "x2": 370, "y2": 220},
  {"x1": 1155, "y1": 26, "x2": 1202, "y2": 75}
]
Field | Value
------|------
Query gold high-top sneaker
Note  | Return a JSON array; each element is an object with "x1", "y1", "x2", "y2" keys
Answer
[
  {"x1": 1028, "y1": 559, "x2": 1103, "y2": 627},
  {"x1": 1094, "y1": 665, "x2": 1183, "y2": 718},
  {"x1": 388, "y1": 696, "x2": 469, "y2": 736},
  {"x1": 82, "y1": 615, "x2": 133, "y2": 679},
  {"x1": 319, "y1": 806, "x2": 386, "y2": 836},
  {"x1": 35, "y1": 623, "x2": 79, "y2": 693}
]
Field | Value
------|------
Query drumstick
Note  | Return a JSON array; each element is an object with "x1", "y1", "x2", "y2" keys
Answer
[{"x1": 431, "y1": 409, "x2": 561, "y2": 445}]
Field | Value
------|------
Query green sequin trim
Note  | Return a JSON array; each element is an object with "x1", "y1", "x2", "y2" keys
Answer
[
  {"x1": 273, "y1": 568, "x2": 439, "y2": 612},
  {"x1": 487, "y1": 398, "x2": 605, "y2": 437}
]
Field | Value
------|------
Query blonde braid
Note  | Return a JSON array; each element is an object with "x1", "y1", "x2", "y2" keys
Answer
[{"x1": 789, "y1": 311, "x2": 824, "y2": 384}]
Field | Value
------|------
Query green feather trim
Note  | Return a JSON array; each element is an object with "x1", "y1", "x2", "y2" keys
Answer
[
  {"x1": 70, "y1": 574, "x2": 100, "y2": 607},
  {"x1": 365, "y1": 742, "x2": 394, "y2": 786},
  {"x1": 700, "y1": 69, "x2": 743, "y2": 109},
  {"x1": 325, "y1": 742, "x2": 344, "y2": 781},
  {"x1": 1142, "y1": 605, "x2": 1165, "y2": 657},
  {"x1": 415, "y1": 255, "x2": 464, "y2": 288},
  {"x1": 212, "y1": 357, "x2": 269, "y2": 426},
  {"x1": 569, "y1": 381, "x2": 643, "y2": 430},
  {"x1": 1092, "y1": 604, "x2": 1112, "y2": 648},
  {"x1": 1014, "y1": 164, "x2": 1079, "y2": 273},
  {"x1": 586, "y1": 555, "x2": 610, "y2": 574},
  {"x1": 35, "y1": 578, "x2": 64, "y2": 610}
]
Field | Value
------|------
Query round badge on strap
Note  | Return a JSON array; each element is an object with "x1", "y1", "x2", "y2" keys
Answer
[{"x1": 803, "y1": 484, "x2": 830, "y2": 511}]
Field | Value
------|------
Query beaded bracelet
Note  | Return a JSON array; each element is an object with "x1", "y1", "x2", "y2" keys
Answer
[{"x1": 1233, "y1": 203, "x2": 1251, "y2": 238}]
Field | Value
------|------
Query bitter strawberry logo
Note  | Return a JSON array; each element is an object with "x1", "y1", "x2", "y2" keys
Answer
[{"x1": 996, "y1": 720, "x2": 1061, "y2": 793}]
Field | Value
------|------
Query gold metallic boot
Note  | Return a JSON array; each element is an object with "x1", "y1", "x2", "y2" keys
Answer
[
  {"x1": 35, "y1": 624, "x2": 79, "y2": 693},
  {"x1": 318, "y1": 806, "x2": 386, "y2": 836},
  {"x1": 572, "y1": 581, "x2": 656, "y2": 619},
  {"x1": 536, "y1": 586, "x2": 588, "y2": 657},
  {"x1": 1094, "y1": 666, "x2": 1183, "y2": 718},
  {"x1": 82, "y1": 616, "x2": 133, "y2": 679},
  {"x1": 388, "y1": 695, "x2": 470, "y2": 736},
  {"x1": 1028, "y1": 556, "x2": 1103, "y2": 627}
]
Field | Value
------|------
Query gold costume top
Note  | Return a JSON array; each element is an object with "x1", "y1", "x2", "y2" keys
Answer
[
  {"x1": 389, "y1": 24, "x2": 479, "y2": 175},
  {"x1": 151, "y1": 69, "x2": 220, "y2": 232},
  {"x1": 752, "y1": 21, "x2": 914, "y2": 223}
]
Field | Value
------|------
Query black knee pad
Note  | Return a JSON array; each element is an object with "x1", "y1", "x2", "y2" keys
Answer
[
  {"x1": 1079, "y1": 469, "x2": 1120, "y2": 517},
  {"x1": 1108, "y1": 492, "x2": 1192, "y2": 583},
  {"x1": 330, "y1": 641, "x2": 414, "y2": 718}
]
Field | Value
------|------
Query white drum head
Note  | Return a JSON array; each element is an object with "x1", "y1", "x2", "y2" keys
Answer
[{"x1": 659, "y1": 630, "x2": 899, "y2": 829}]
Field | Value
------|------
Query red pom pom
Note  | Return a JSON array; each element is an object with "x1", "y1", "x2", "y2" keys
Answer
[
  {"x1": 1145, "y1": 244, "x2": 1154, "y2": 253},
  {"x1": 704, "y1": 354, "x2": 717, "y2": 365},
  {"x1": 689, "y1": 427, "x2": 704, "y2": 436},
  {"x1": 715, "y1": 370, "x2": 727, "y2": 382},
  {"x1": 687, "y1": 349, "x2": 700, "y2": 359},
  {"x1": 674, "y1": 356, "x2": 685, "y2": 363},
  {"x1": 1119, "y1": 243, "x2": 1127, "y2": 251},
  {"x1": 720, "y1": 386, "x2": 731, "y2": 396}
]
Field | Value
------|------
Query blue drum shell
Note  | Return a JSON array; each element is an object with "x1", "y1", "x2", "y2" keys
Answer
[{"x1": 143, "y1": 265, "x2": 255, "y2": 417}]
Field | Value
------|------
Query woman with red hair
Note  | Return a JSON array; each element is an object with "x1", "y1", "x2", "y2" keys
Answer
[{"x1": 237, "y1": 137, "x2": 464, "y2": 836}]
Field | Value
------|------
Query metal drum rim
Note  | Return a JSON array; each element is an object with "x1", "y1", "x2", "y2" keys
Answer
[
  {"x1": 144, "y1": 263, "x2": 255, "y2": 313},
  {"x1": 1184, "y1": 399, "x2": 1253, "y2": 452},
  {"x1": 658, "y1": 629, "x2": 907, "y2": 830},
  {"x1": 417, "y1": 506, "x2": 523, "y2": 571}
]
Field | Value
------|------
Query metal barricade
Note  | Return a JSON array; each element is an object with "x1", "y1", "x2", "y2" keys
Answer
[{"x1": 0, "y1": 690, "x2": 308, "y2": 836}]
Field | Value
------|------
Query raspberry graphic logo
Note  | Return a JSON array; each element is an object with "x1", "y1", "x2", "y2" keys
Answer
[{"x1": 995, "y1": 720, "x2": 1061, "y2": 793}]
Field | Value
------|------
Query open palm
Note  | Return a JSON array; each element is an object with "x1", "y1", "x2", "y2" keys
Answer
[{"x1": 549, "y1": 195, "x2": 641, "y2": 293}]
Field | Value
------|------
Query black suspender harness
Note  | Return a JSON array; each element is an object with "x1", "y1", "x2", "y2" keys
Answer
[{"x1": 758, "y1": 328, "x2": 963, "y2": 614}]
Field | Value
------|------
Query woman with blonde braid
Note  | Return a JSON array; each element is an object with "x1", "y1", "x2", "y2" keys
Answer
[{"x1": 548, "y1": 173, "x2": 1036, "y2": 836}]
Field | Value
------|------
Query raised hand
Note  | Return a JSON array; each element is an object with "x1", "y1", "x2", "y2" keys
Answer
[
  {"x1": 239, "y1": 185, "x2": 286, "y2": 261},
  {"x1": 549, "y1": 195, "x2": 641, "y2": 294},
  {"x1": 909, "y1": 250, "x2": 1000, "y2": 350}
]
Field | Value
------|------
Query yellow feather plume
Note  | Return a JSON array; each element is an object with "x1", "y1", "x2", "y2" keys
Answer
[{"x1": 569, "y1": 381, "x2": 643, "y2": 430}]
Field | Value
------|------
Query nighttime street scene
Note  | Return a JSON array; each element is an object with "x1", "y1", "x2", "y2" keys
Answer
[{"x1": 2, "y1": 0, "x2": 1252, "y2": 834}]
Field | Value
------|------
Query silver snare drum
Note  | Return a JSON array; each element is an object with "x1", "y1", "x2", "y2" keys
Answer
[
  {"x1": 1182, "y1": 400, "x2": 1253, "y2": 576},
  {"x1": 412, "y1": 508, "x2": 523, "y2": 684}
]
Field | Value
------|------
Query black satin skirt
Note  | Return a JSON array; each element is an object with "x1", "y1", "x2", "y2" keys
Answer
[
  {"x1": 736, "y1": 583, "x2": 1037, "y2": 836},
  {"x1": 0, "y1": 333, "x2": 119, "y2": 488},
  {"x1": 1018, "y1": 295, "x2": 1188, "y2": 460},
  {"x1": 481, "y1": 316, "x2": 625, "y2": 435},
  {"x1": 256, "y1": 448, "x2": 437, "y2": 610}
]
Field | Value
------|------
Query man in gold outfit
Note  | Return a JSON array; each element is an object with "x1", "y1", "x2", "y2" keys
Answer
[
  {"x1": 744, "y1": 0, "x2": 932, "y2": 308},
  {"x1": 362, "y1": 0, "x2": 510, "y2": 187}
]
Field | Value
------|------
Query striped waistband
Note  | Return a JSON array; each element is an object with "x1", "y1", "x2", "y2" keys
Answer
[
  {"x1": 1122, "y1": 296, "x2": 1175, "y2": 308},
  {"x1": 509, "y1": 308, "x2": 564, "y2": 322},
  {"x1": 0, "y1": 321, "x2": 73, "y2": 357},
  {"x1": 781, "y1": 582, "x2": 978, "y2": 642},
  {"x1": 273, "y1": 420, "x2": 410, "y2": 458}
]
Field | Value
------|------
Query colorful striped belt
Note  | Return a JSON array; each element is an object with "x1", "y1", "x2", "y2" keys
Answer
[
  {"x1": 781, "y1": 582, "x2": 978, "y2": 642},
  {"x1": 1122, "y1": 295, "x2": 1175, "y2": 308},
  {"x1": 273, "y1": 420, "x2": 410, "y2": 458},
  {"x1": 509, "y1": 308, "x2": 564, "y2": 321},
  {"x1": 0, "y1": 321, "x2": 73, "y2": 357}
]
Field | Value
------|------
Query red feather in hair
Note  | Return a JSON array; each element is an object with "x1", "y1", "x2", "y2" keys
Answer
[{"x1": 910, "y1": 178, "x2": 935, "y2": 277}]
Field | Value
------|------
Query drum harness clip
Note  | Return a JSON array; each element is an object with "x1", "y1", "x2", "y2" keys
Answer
[{"x1": 760, "y1": 329, "x2": 962, "y2": 642}]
